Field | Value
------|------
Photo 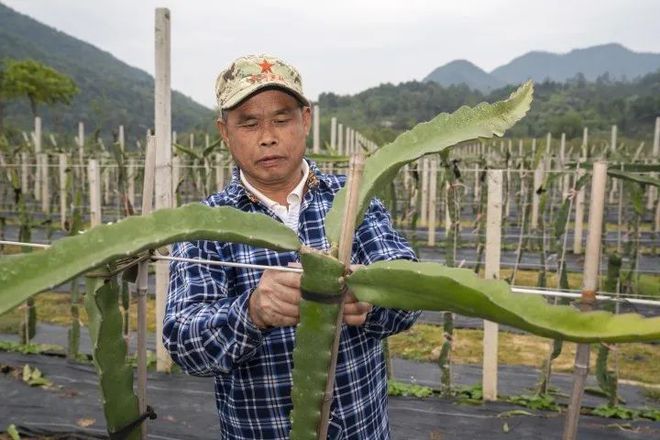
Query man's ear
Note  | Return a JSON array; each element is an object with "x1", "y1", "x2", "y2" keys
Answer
[
  {"x1": 216, "y1": 118, "x2": 229, "y2": 145},
  {"x1": 302, "y1": 106, "x2": 312, "y2": 136}
]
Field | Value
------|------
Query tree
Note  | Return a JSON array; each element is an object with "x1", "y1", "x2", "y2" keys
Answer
[{"x1": 2, "y1": 59, "x2": 78, "y2": 118}]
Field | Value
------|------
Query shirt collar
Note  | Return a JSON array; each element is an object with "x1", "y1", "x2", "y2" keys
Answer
[{"x1": 239, "y1": 159, "x2": 309, "y2": 208}]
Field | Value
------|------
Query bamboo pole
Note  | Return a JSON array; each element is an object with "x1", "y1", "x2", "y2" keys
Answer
[
  {"x1": 318, "y1": 153, "x2": 365, "y2": 439},
  {"x1": 427, "y1": 157, "x2": 437, "y2": 246},
  {"x1": 136, "y1": 133, "x2": 156, "y2": 440},
  {"x1": 483, "y1": 169, "x2": 502, "y2": 401},
  {"x1": 154, "y1": 7, "x2": 173, "y2": 372},
  {"x1": 563, "y1": 161, "x2": 607, "y2": 440}
]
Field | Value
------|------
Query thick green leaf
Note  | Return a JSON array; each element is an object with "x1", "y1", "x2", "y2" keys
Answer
[
  {"x1": 324, "y1": 81, "x2": 534, "y2": 244},
  {"x1": 346, "y1": 260, "x2": 660, "y2": 343},
  {"x1": 0, "y1": 204, "x2": 301, "y2": 315},
  {"x1": 85, "y1": 277, "x2": 140, "y2": 439},
  {"x1": 290, "y1": 249, "x2": 344, "y2": 440},
  {"x1": 565, "y1": 163, "x2": 660, "y2": 173},
  {"x1": 607, "y1": 169, "x2": 660, "y2": 187}
]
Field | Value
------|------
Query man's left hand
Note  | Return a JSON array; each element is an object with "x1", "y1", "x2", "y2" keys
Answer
[{"x1": 343, "y1": 292, "x2": 372, "y2": 326}]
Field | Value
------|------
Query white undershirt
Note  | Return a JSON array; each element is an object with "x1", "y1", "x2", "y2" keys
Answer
[{"x1": 240, "y1": 160, "x2": 309, "y2": 231}]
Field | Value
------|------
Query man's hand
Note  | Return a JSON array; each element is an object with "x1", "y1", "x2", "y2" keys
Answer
[
  {"x1": 249, "y1": 269, "x2": 301, "y2": 329},
  {"x1": 342, "y1": 292, "x2": 373, "y2": 326}
]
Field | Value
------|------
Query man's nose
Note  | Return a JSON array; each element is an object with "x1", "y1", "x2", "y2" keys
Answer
[{"x1": 259, "y1": 123, "x2": 277, "y2": 147}]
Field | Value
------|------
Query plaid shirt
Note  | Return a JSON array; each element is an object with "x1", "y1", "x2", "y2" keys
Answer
[{"x1": 164, "y1": 159, "x2": 419, "y2": 440}]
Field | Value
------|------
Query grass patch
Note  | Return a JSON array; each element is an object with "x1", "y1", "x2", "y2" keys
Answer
[
  {"x1": 0, "y1": 290, "x2": 157, "y2": 334},
  {"x1": 389, "y1": 324, "x2": 660, "y2": 385}
]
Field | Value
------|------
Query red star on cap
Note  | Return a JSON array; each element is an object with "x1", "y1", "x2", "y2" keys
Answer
[{"x1": 258, "y1": 59, "x2": 274, "y2": 73}]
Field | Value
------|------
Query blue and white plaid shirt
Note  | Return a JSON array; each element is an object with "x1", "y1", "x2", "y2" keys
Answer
[{"x1": 164, "y1": 159, "x2": 419, "y2": 440}]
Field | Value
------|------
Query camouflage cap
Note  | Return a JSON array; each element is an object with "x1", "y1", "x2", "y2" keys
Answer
[{"x1": 215, "y1": 54, "x2": 309, "y2": 112}]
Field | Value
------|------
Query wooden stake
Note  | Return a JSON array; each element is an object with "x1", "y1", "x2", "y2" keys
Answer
[
  {"x1": 420, "y1": 158, "x2": 429, "y2": 227},
  {"x1": 33, "y1": 117, "x2": 42, "y2": 201},
  {"x1": 77, "y1": 122, "x2": 85, "y2": 181},
  {"x1": 39, "y1": 153, "x2": 49, "y2": 214},
  {"x1": 20, "y1": 153, "x2": 28, "y2": 196},
  {"x1": 483, "y1": 169, "x2": 502, "y2": 401},
  {"x1": 58, "y1": 154, "x2": 67, "y2": 229},
  {"x1": 119, "y1": 125, "x2": 125, "y2": 152},
  {"x1": 127, "y1": 158, "x2": 136, "y2": 208},
  {"x1": 313, "y1": 105, "x2": 320, "y2": 154},
  {"x1": 330, "y1": 117, "x2": 337, "y2": 153},
  {"x1": 563, "y1": 161, "x2": 607, "y2": 440},
  {"x1": 88, "y1": 159, "x2": 102, "y2": 227},
  {"x1": 154, "y1": 7, "x2": 173, "y2": 372},
  {"x1": 609, "y1": 125, "x2": 618, "y2": 204},
  {"x1": 318, "y1": 153, "x2": 365, "y2": 439},
  {"x1": 531, "y1": 160, "x2": 543, "y2": 230}
]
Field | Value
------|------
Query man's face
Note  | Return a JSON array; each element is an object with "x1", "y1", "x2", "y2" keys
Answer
[{"x1": 217, "y1": 89, "x2": 311, "y2": 192}]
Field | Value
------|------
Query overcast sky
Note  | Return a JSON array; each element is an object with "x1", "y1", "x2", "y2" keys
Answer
[{"x1": 3, "y1": 0, "x2": 659, "y2": 109}]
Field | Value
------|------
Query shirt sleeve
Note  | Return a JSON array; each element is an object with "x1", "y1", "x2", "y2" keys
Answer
[
  {"x1": 162, "y1": 240, "x2": 264, "y2": 376},
  {"x1": 351, "y1": 198, "x2": 421, "y2": 340}
]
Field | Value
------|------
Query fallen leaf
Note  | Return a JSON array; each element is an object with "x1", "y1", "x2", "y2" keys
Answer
[{"x1": 77, "y1": 418, "x2": 96, "y2": 428}]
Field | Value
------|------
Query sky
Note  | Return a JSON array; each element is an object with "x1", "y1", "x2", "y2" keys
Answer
[{"x1": 3, "y1": 0, "x2": 660, "y2": 109}]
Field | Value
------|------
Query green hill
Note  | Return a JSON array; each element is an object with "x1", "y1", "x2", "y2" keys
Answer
[
  {"x1": 423, "y1": 59, "x2": 504, "y2": 93},
  {"x1": 319, "y1": 72, "x2": 660, "y2": 145},
  {"x1": 0, "y1": 2, "x2": 215, "y2": 148}
]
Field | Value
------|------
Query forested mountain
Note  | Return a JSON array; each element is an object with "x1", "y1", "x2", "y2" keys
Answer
[
  {"x1": 0, "y1": 2, "x2": 215, "y2": 148},
  {"x1": 491, "y1": 43, "x2": 660, "y2": 84},
  {"x1": 423, "y1": 60, "x2": 504, "y2": 93},
  {"x1": 319, "y1": 71, "x2": 660, "y2": 145},
  {"x1": 425, "y1": 43, "x2": 660, "y2": 92}
]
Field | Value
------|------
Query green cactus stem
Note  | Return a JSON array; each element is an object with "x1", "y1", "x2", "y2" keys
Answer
[
  {"x1": 347, "y1": 261, "x2": 660, "y2": 343},
  {"x1": 0, "y1": 204, "x2": 300, "y2": 316},
  {"x1": 84, "y1": 276, "x2": 140, "y2": 439}
]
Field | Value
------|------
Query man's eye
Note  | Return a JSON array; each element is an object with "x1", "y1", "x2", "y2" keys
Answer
[
  {"x1": 274, "y1": 118, "x2": 290, "y2": 125},
  {"x1": 240, "y1": 121, "x2": 258, "y2": 128}
]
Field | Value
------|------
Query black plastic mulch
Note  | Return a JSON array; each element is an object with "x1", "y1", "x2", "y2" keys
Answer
[{"x1": 1, "y1": 351, "x2": 659, "y2": 439}]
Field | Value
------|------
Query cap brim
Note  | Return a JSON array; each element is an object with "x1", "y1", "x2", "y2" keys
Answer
[{"x1": 222, "y1": 82, "x2": 310, "y2": 110}]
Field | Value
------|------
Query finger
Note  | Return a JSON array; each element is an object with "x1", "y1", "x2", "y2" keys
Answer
[
  {"x1": 274, "y1": 271, "x2": 302, "y2": 289},
  {"x1": 270, "y1": 296, "x2": 300, "y2": 319},
  {"x1": 343, "y1": 314, "x2": 367, "y2": 326},
  {"x1": 343, "y1": 301, "x2": 372, "y2": 316},
  {"x1": 274, "y1": 285, "x2": 302, "y2": 305},
  {"x1": 349, "y1": 264, "x2": 364, "y2": 273},
  {"x1": 343, "y1": 292, "x2": 358, "y2": 304}
]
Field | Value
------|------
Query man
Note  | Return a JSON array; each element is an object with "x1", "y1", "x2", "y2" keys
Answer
[{"x1": 164, "y1": 54, "x2": 419, "y2": 439}]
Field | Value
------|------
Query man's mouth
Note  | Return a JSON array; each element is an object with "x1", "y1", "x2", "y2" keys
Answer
[{"x1": 258, "y1": 156, "x2": 285, "y2": 166}]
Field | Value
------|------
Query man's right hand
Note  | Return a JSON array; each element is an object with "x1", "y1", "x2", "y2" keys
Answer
[{"x1": 248, "y1": 269, "x2": 301, "y2": 329}]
